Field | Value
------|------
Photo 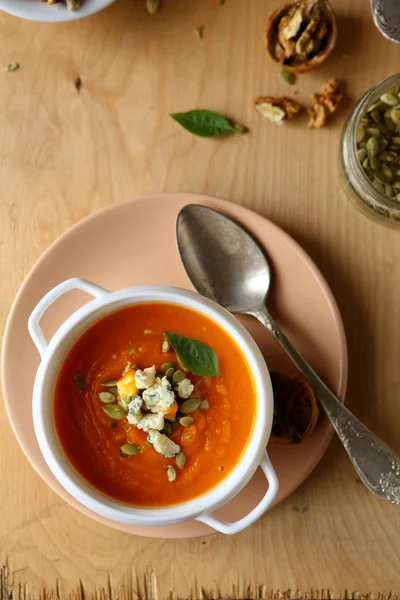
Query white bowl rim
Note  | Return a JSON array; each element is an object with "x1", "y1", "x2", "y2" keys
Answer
[
  {"x1": 0, "y1": 0, "x2": 116, "y2": 22},
  {"x1": 31, "y1": 283, "x2": 274, "y2": 527}
]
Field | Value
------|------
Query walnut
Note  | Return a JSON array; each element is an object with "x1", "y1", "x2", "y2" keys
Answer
[
  {"x1": 254, "y1": 96, "x2": 303, "y2": 124},
  {"x1": 308, "y1": 78, "x2": 343, "y2": 128},
  {"x1": 265, "y1": 0, "x2": 337, "y2": 74}
]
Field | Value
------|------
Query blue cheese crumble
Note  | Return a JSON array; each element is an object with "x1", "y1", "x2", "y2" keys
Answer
[{"x1": 148, "y1": 430, "x2": 180, "y2": 458}]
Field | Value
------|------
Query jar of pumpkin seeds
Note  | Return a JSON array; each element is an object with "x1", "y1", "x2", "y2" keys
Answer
[{"x1": 341, "y1": 73, "x2": 400, "y2": 224}]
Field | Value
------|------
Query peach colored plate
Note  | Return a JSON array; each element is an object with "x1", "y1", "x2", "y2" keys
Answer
[{"x1": 2, "y1": 193, "x2": 347, "y2": 539}]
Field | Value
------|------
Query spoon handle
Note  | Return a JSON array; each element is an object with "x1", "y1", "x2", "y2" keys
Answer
[{"x1": 254, "y1": 306, "x2": 400, "y2": 505}]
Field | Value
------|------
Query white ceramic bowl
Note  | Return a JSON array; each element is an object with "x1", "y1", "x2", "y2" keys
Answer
[
  {"x1": 28, "y1": 278, "x2": 278, "y2": 535},
  {"x1": 0, "y1": 0, "x2": 116, "y2": 22}
]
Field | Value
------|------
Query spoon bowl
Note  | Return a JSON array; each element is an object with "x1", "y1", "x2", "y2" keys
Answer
[{"x1": 177, "y1": 204, "x2": 270, "y2": 314}]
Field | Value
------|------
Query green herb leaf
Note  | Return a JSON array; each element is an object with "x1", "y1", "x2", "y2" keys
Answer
[
  {"x1": 74, "y1": 375, "x2": 85, "y2": 393},
  {"x1": 170, "y1": 109, "x2": 246, "y2": 138},
  {"x1": 165, "y1": 332, "x2": 220, "y2": 377}
]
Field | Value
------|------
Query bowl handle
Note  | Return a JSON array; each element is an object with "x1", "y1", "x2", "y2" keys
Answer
[
  {"x1": 28, "y1": 277, "x2": 109, "y2": 359},
  {"x1": 195, "y1": 450, "x2": 279, "y2": 535}
]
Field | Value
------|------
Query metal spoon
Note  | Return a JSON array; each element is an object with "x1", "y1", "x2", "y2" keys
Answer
[
  {"x1": 176, "y1": 204, "x2": 400, "y2": 504},
  {"x1": 371, "y1": 0, "x2": 400, "y2": 43}
]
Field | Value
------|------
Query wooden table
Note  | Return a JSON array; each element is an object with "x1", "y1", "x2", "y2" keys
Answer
[{"x1": 0, "y1": 0, "x2": 399, "y2": 598}]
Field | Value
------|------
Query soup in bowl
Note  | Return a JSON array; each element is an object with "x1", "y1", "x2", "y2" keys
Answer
[{"x1": 29, "y1": 279, "x2": 278, "y2": 534}]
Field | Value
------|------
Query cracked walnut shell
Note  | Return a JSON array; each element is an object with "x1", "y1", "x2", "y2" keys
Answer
[{"x1": 265, "y1": 0, "x2": 337, "y2": 73}]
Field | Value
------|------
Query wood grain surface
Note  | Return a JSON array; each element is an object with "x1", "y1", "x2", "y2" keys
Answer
[{"x1": 0, "y1": 0, "x2": 399, "y2": 598}]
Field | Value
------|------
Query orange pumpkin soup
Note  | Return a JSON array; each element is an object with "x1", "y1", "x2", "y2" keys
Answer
[{"x1": 54, "y1": 303, "x2": 256, "y2": 507}]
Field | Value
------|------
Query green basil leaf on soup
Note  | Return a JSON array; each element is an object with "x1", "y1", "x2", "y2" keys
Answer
[{"x1": 165, "y1": 332, "x2": 220, "y2": 377}]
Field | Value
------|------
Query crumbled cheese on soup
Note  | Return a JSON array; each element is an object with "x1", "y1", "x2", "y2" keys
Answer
[
  {"x1": 175, "y1": 378, "x2": 194, "y2": 399},
  {"x1": 148, "y1": 430, "x2": 180, "y2": 458},
  {"x1": 127, "y1": 396, "x2": 143, "y2": 425},
  {"x1": 135, "y1": 365, "x2": 156, "y2": 390},
  {"x1": 137, "y1": 413, "x2": 164, "y2": 432},
  {"x1": 143, "y1": 377, "x2": 175, "y2": 412}
]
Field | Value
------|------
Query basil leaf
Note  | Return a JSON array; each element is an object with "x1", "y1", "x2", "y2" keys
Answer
[
  {"x1": 165, "y1": 332, "x2": 220, "y2": 377},
  {"x1": 170, "y1": 110, "x2": 246, "y2": 138}
]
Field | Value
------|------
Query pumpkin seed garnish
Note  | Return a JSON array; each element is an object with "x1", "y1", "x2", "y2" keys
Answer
[
  {"x1": 99, "y1": 391, "x2": 117, "y2": 404},
  {"x1": 176, "y1": 452, "x2": 186, "y2": 469},
  {"x1": 74, "y1": 375, "x2": 85, "y2": 393},
  {"x1": 279, "y1": 70, "x2": 295, "y2": 85},
  {"x1": 120, "y1": 443, "x2": 141, "y2": 457},
  {"x1": 194, "y1": 25, "x2": 204, "y2": 40},
  {"x1": 200, "y1": 399, "x2": 210, "y2": 410},
  {"x1": 146, "y1": 0, "x2": 160, "y2": 14},
  {"x1": 161, "y1": 362, "x2": 176, "y2": 374},
  {"x1": 166, "y1": 465, "x2": 176, "y2": 482},
  {"x1": 172, "y1": 370, "x2": 186, "y2": 385},
  {"x1": 165, "y1": 367, "x2": 175, "y2": 379},
  {"x1": 102, "y1": 405, "x2": 127, "y2": 420},
  {"x1": 180, "y1": 398, "x2": 201, "y2": 414},
  {"x1": 102, "y1": 379, "x2": 118, "y2": 387},
  {"x1": 179, "y1": 416, "x2": 195, "y2": 427},
  {"x1": 161, "y1": 338, "x2": 171, "y2": 353},
  {"x1": 4, "y1": 61, "x2": 19, "y2": 72},
  {"x1": 194, "y1": 380, "x2": 203, "y2": 388}
]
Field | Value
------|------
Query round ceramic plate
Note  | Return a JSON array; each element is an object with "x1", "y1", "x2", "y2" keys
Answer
[{"x1": 2, "y1": 194, "x2": 347, "y2": 539}]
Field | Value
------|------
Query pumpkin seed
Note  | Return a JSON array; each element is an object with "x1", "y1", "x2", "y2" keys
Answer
[
  {"x1": 370, "y1": 157, "x2": 381, "y2": 170},
  {"x1": 179, "y1": 416, "x2": 195, "y2": 427},
  {"x1": 200, "y1": 399, "x2": 210, "y2": 410},
  {"x1": 99, "y1": 391, "x2": 117, "y2": 404},
  {"x1": 195, "y1": 380, "x2": 203, "y2": 388},
  {"x1": 372, "y1": 179, "x2": 385, "y2": 194},
  {"x1": 393, "y1": 181, "x2": 400, "y2": 189},
  {"x1": 385, "y1": 184, "x2": 394, "y2": 197},
  {"x1": 279, "y1": 70, "x2": 295, "y2": 85},
  {"x1": 102, "y1": 405, "x2": 127, "y2": 420},
  {"x1": 396, "y1": 193, "x2": 400, "y2": 201},
  {"x1": 366, "y1": 136, "x2": 379, "y2": 158},
  {"x1": 375, "y1": 170, "x2": 390, "y2": 184},
  {"x1": 175, "y1": 452, "x2": 186, "y2": 469},
  {"x1": 172, "y1": 370, "x2": 186, "y2": 385},
  {"x1": 362, "y1": 157, "x2": 370, "y2": 169},
  {"x1": 102, "y1": 380, "x2": 118, "y2": 387},
  {"x1": 166, "y1": 465, "x2": 176, "y2": 482},
  {"x1": 180, "y1": 398, "x2": 201, "y2": 414},
  {"x1": 146, "y1": 0, "x2": 160, "y2": 14},
  {"x1": 371, "y1": 110, "x2": 381, "y2": 125},
  {"x1": 161, "y1": 362, "x2": 176, "y2": 373},
  {"x1": 357, "y1": 148, "x2": 366, "y2": 162},
  {"x1": 165, "y1": 367, "x2": 175, "y2": 379},
  {"x1": 366, "y1": 127, "x2": 380, "y2": 138},
  {"x1": 120, "y1": 443, "x2": 141, "y2": 456},
  {"x1": 162, "y1": 338, "x2": 171, "y2": 353},
  {"x1": 381, "y1": 93, "x2": 400, "y2": 106},
  {"x1": 162, "y1": 421, "x2": 173, "y2": 435},
  {"x1": 356, "y1": 127, "x2": 365, "y2": 143}
]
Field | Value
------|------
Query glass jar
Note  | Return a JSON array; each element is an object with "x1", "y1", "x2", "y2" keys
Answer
[{"x1": 340, "y1": 73, "x2": 400, "y2": 224}]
